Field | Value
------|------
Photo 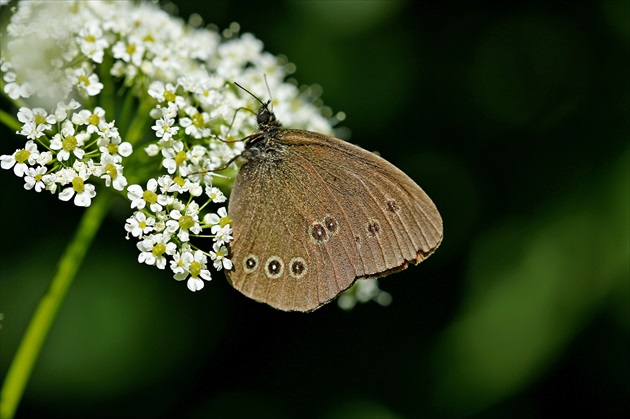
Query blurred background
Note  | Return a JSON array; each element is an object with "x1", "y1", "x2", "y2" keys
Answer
[{"x1": 1, "y1": 0, "x2": 628, "y2": 418}]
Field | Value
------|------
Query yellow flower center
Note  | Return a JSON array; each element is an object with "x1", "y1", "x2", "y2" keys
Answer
[
  {"x1": 152, "y1": 243, "x2": 166, "y2": 257},
  {"x1": 72, "y1": 176, "x2": 84, "y2": 193},
  {"x1": 164, "y1": 91, "x2": 176, "y2": 102},
  {"x1": 142, "y1": 190, "x2": 158, "y2": 204},
  {"x1": 174, "y1": 150, "x2": 187, "y2": 166},
  {"x1": 192, "y1": 113, "x2": 204, "y2": 128},
  {"x1": 79, "y1": 75, "x2": 90, "y2": 86},
  {"x1": 88, "y1": 113, "x2": 100, "y2": 126},
  {"x1": 62, "y1": 135, "x2": 77, "y2": 151},
  {"x1": 15, "y1": 149, "x2": 30, "y2": 164},
  {"x1": 34, "y1": 114, "x2": 47, "y2": 125},
  {"x1": 219, "y1": 216, "x2": 232, "y2": 228},
  {"x1": 104, "y1": 163, "x2": 117, "y2": 179},
  {"x1": 173, "y1": 176, "x2": 186, "y2": 187},
  {"x1": 189, "y1": 261, "x2": 201, "y2": 278},
  {"x1": 179, "y1": 215, "x2": 194, "y2": 230}
]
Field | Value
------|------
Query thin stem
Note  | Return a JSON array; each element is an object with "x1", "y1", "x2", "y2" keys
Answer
[
  {"x1": 0, "y1": 108, "x2": 21, "y2": 132},
  {"x1": 0, "y1": 192, "x2": 113, "y2": 419}
]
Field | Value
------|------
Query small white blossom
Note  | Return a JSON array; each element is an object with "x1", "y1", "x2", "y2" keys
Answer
[
  {"x1": 71, "y1": 66, "x2": 104, "y2": 96},
  {"x1": 205, "y1": 186, "x2": 226, "y2": 203},
  {"x1": 49, "y1": 121, "x2": 87, "y2": 162},
  {"x1": 209, "y1": 242, "x2": 232, "y2": 271},
  {"x1": 77, "y1": 22, "x2": 109, "y2": 64},
  {"x1": 99, "y1": 154, "x2": 128, "y2": 191},
  {"x1": 58, "y1": 169, "x2": 96, "y2": 207},
  {"x1": 1, "y1": 140, "x2": 40, "y2": 177},
  {"x1": 173, "y1": 250, "x2": 212, "y2": 292},
  {"x1": 23, "y1": 166, "x2": 48, "y2": 192},
  {"x1": 97, "y1": 132, "x2": 133, "y2": 161},
  {"x1": 125, "y1": 211, "x2": 156, "y2": 238},
  {"x1": 144, "y1": 144, "x2": 160, "y2": 157},
  {"x1": 165, "y1": 206, "x2": 202, "y2": 242},
  {"x1": 213, "y1": 224, "x2": 233, "y2": 246},
  {"x1": 127, "y1": 178, "x2": 167, "y2": 212},
  {"x1": 137, "y1": 233, "x2": 177, "y2": 269},
  {"x1": 161, "y1": 141, "x2": 185, "y2": 174}
]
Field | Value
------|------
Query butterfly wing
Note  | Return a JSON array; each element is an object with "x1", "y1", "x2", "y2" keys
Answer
[{"x1": 226, "y1": 129, "x2": 442, "y2": 312}]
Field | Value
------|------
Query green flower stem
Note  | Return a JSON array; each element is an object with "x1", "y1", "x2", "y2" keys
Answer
[
  {"x1": 125, "y1": 98, "x2": 154, "y2": 146},
  {"x1": 0, "y1": 191, "x2": 114, "y2": 419},
  {"x1": 0, "y1": 108, "x2": 21, "y2": 132}
]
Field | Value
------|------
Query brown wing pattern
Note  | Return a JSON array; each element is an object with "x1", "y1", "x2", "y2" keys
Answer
[{"x1": 226, "y1": 129, "x2": 442, "y2": 312}]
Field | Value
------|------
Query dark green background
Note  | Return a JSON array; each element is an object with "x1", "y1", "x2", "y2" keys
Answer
[{"x1": 1, "y1": 1, "x2": 628, "y2": 418}]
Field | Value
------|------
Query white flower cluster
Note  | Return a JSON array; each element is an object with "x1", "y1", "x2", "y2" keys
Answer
[
  {"x1": 0, "y1": 0, "x2": 333, "y2": 293},
  {"x1": 337, "y1": 279, "x2": 393, "y2": 311},
  {"x1": 1, "y1": 102, "x2": 131, "y2": 206}
]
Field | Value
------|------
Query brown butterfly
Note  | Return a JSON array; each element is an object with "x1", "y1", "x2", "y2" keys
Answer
[{"x1": 225, "y1": 85, "x2": 442, "y2": 312}]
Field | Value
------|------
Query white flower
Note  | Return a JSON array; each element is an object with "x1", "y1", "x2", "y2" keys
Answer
[
  {"x1": 97, "y1": 120, "x2": 122, "y2": 141},
  {"x1": 125, "y1": 211, "x2": 156, "y2": 238},
  {"x1": 213, "y1": 224, "x2": 233, "y2": 246},
  {"x1": 127, "y1": 178, "x2": 167, "y2": 212},
  {"x1": 53, "y1": 100, "x2": 81, "y2": 122},
  {"x1": 169, "y1": 250, "x2": 188, "y2": 276},
  {"x1": 137, "y1": 233, "x2": 177, "y2": 270},
  {"x1": 1, "y1": 140, "x2": 40, "y2": 177},
  {"x1": 173, "y1": 249, "x2": 212, "y2": 292},
  {"x1": 148, "y1": 81, "x2": 178, "y2": 103},
  {"x1": 179, "y1": 108, "x2": 211, "y2": 139},
  {"x1": 161, "y1": 141, "x2": 185, "y2": 174},
  {"x1": 72, "y1": 107, "x2": 105, "y2": 133},
  {"x1": 58, "y1": 169, "x2": 96, "y2": 207},
  {"x1": 165, "y1": 207, "x2": 202, "y2": 242},
  {"x1": 112, "y1": 36, "x2": 145, "y2": 66},
  {"x1": 205, "y1": 186, "x2": 226, "y2": 203},
  {"x1": 99, "y1": 153, "x2": 128, "y2": 191},
  {"x1": 209, "y1": 242, "x2": 232, "y2": 271},
  {"x1": 152, "y1": 116, "x2": 179, "y2": 141},
  {"x1": 97, "y1": 131, "x2": 133, "y2": 160},
  {"x1": 23, "y1": 165, "x2": 48, "y2": 192},
  {"x1": 205, "y1": 207, "x2": 232, "y2": 235},
  {"x1": 49, "y1": 120, "x2": 87, "y2": 162},
  {"x1": 144, "y1": 144, "x2": 160, "y2": 157},
  {"x1": 0, "y1": 0, "x2": 337, "y2": 294},
  {"x1": 77, "y1": 22, "x2": 109, "y2": 64},
  {"x1": 337, "y1": 279, "x2": 393, "y2": 311},
  {"x1": 3, "y1": 70, "x2": 32, "y2": 99},
  {"x1": 17, "y1": 107, "x2": 54, "y2": 139},
  {"x1": 71, "y1": 66, "x2": 104, "y2": 96}
]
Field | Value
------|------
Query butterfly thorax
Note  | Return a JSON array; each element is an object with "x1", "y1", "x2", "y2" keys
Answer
[{"x1": 240, "y1": 103, "x2": 286, "y2": 163}]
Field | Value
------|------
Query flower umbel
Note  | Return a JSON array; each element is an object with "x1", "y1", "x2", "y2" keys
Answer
[{"x1": 1, "y1": 0, "x2": 334, "y2": 294}]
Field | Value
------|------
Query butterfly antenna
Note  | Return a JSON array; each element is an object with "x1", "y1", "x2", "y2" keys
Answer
[
  {"x1": 263, "y1": 74, "x2": 274, "y2": 112},
  {"x1": 233, "y1": 82, "x2": 267, "y2": 107}
]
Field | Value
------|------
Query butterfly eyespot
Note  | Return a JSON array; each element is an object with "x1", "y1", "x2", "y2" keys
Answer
[
  {"x1": 309, "y1": 221, "x2": 328, "y2": 244},
  {"x1": 243, "y1": 254, "x2": 259, "y2": 274},
  {"x1": 324, "y1": 215, "x2": 338, "y2": 235},
  {"x1": 386, "y1": 199, "x2": 400, "y2": 213},
  {"x1": 289, "y1": 257, "x2": 308, "y2": 279},
  {"x1": 265, "y1": 256, "x2": 284, "y2": 279},
  {"x1": 367, "y1": 219, "x2": 381, "y2": 236}
]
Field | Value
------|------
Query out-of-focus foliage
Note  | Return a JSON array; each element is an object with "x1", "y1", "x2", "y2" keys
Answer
[{"x1": 1, "y1": 0, "x2": 627, "y2": 418}]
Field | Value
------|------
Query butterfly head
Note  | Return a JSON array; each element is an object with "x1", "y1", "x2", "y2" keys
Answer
[{"x1": 256, "y1": 100, "x2": 281, "y2": 131}]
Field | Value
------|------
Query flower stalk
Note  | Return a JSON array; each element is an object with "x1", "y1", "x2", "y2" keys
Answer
[{"x1": 0, "y1": 191, "x2": 113, "y2": 419}]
